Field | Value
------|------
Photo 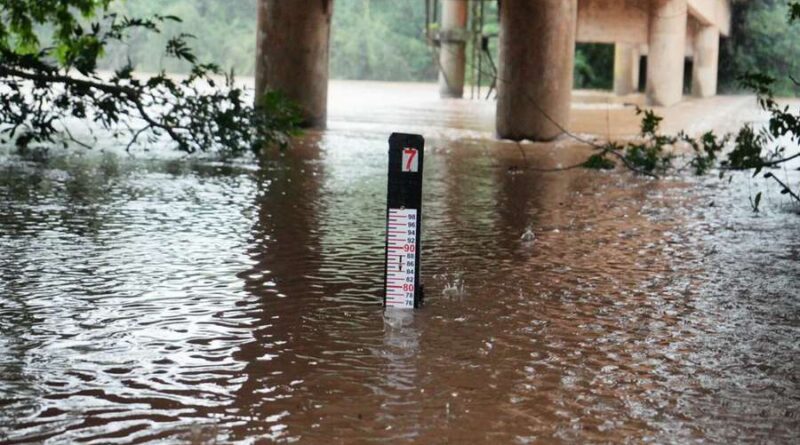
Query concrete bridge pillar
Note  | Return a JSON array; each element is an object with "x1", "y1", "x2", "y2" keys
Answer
[
  {"x1": 255, "y1": 0, "x2": 333, "y2": 128},
  {"x1": 691, "y1": 25, "x2": 720, "y2": 97},
  {"x1": 496, "y1": 0, "x2": 577, "y2": 141},
  {"x1": 613, "y1": 43, "x2": 640, "y2": 96},
  {"x1": 438, "y1": 0, "x2": 469, "y2": 98},
  {"x1": 646, "y1": 0, "x2": 687, "y2": 107}
]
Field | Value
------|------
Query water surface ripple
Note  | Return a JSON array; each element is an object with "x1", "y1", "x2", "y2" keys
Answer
[{"x1": 1, "y1": 86, "x2": 799, "y2": 444}]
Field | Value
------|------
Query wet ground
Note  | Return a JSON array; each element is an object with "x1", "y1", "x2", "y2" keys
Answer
[{"x1": 1, "y1": 82, "x2": 799, "y2": 443}]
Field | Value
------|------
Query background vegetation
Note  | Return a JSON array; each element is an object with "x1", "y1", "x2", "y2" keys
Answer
[
  {"x1": 7, "y1": 0, "x2": 800, "y2": 96},
  {"x1": 98, "y1": 0, "x2": 440, "y2": 81},
  {"x1": 99, "y1": 0, "x2": 259, "y2": 75},
  {"x1": 98, "y1": 0, "x2": 612, "y2": 88},
  {"x1": 330, "y1": 0, "x2": 436, "y2": 81},
  {"x1": 94, "y1": 0, "x2": 798, "y2": 96},
  {"x1": 574, "y1": 43, "x2": 614, "y2": 90},
  {"x1": 719, "y1": 0, "x2": 800, "y2": 95}
]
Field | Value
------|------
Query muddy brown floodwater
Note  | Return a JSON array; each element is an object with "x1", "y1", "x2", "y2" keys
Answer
[{"x1": 1, "y1": 82, "x2": 799, "y2": 444}]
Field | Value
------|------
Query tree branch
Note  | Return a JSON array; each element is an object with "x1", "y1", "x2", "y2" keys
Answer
[{"x1": 0, "y1": 65, "x2": 138, "y2": 98}]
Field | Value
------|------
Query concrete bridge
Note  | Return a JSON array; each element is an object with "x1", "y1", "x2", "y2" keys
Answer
[{"x1": 255, "y1": 0, "x2": 732, "y2": 141}]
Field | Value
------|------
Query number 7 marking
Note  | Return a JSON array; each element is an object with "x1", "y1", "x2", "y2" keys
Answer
[{"x1": 403, "y1": 148, "x2": 418, "y2": 172}]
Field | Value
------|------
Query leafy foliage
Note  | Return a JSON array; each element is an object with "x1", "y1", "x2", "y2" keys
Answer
[
  {"x1": 330, "y1": 0, "x2": 436, "y2": 81},
  {"x1": 577, "y1": 4, "x2": 800, "y2": 206},
  {"x1": 582, "y1": 153, "x2": 616, "y2": 170},
  {"x1": 574, "y1": 43, "x2": 614, "y2": 90},
  {"x1": 750, "y1": 191, "x2": 763, "y2": 212},
  {"x1": 619, "y1": 108, "x2": 675, "y2": 174},
  {"x1": 720, "y1": 72, "x2": 800, "y2": 202},
  {"x1": 101, "y1": 0, "x2": 442, "y2": 81},
  {"x1": 24, "y1": 0, "x2": 797, "y2": 99},
  {"x1": 725, "y1": 124, "x2": 768, "y2": 170},
  {"x1": 720, "y1": 0, "x2": 800, "y2": 96},
  {"x1": 685, "y1": 131, "x2": 727, "y2": 175},
  {"x1": 0, "y1": 0, "x2": 298, "y2": 154},
  {"x1": 581, "y1": 72, "x2": 799, "y2": 207},
  {"x1": 789, "y1": 1, "x2": 800, "y2": 22},
  {"x1": 97, "y1": 0, "x2": 258, "y2": 75},
  {"x1": 583, "y1": 107, "x2": 716, "y2": 177},
  {"x1": 725, "y1": 72, "x2": 800, "y2": 173}
]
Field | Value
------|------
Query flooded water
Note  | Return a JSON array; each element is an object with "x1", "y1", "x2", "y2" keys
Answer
[{"x1": 1, "y1": 82, "x2": 799, "y2": 443}]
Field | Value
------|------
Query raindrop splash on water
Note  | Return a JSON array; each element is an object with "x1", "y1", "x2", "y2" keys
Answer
[
  {"x1": 0, "y1": 81, "x2": 798, "y2": 444},
  {"x1": 520, "y1": 226, "x2": 536, "y2": 243}
]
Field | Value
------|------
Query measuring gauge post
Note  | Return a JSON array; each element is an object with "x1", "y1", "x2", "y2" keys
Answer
[{"x1": 384, "y1": 133, "x2": 425, "y2": 309}]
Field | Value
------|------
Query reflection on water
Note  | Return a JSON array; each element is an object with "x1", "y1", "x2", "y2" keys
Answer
[{"x1": 1, "y1": 83, "x2": 799, "y2": 443}]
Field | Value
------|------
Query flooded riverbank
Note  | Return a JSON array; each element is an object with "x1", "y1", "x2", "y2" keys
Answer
[{"x1": 1, "y1": 82, "x2": 798, "y2": 443}]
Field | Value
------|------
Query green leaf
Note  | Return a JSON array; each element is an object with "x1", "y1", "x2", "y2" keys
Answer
[
  {"x1": 753, "y1": 192, "x2": 762, "y2": 212},
  {"x1": 583, "y1": 153, "x2": 615, "y2": 170},
  {"x1": 789, "y1": 2, "x2": 800, "y2": 23}
]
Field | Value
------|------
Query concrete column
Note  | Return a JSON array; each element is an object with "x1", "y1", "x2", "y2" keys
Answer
[
  {"x1": 496, "y1": 0, "x2": 577, "y2": 141},
  {"x1": 613, "y1": 43, "x2": 640, "y2": 96},
  {"x1": 646, "y1": 0, "x2": 688, "y2": 106},
  {"x1": 691, "y1": 25, "x2": 719, "y2": 98},
  {"x1": 438, "y1": 0, "x2": 469, "y2": 98},
  {"x1": 255, "y1": 0, "x2": 333, "y2": 128}
]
